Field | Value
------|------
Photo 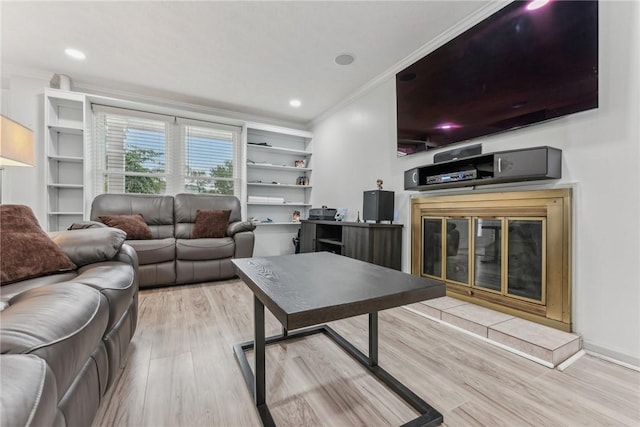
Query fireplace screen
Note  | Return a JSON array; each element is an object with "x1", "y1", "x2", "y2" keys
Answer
[
  {"x1": 423, "y1": 216, "x2": 546, "y2": 304},
  {"x1": 412, "y1": 189, "x2": 571, "y2": 331},
  {"x1": 446, "y1": 218, "x2": 469, "y2": 284},
  {"x1": 507, "y1": 220, "x2": 544, "y2": 301},
  {"x1": 423, "y1": 218, "x2": 442, "y2": 277}
]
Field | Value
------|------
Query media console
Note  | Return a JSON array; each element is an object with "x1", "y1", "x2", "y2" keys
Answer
[
  {"x1": 300, "y1": 220, "x2": 403, "y2": 270},
  {"x1": 404, "y1": 146, "x2": 561, "y2": 191}
]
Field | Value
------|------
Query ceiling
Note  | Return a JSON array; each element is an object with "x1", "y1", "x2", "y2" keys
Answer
[{"x1": 1, "y1": 1, "x2": 490, "y2": 126}]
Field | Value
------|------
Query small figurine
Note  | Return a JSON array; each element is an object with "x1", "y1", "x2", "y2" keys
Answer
[
  {"x1": 356, "y1": 211, "x2": 361, "y2": 223},
  {"x1": 292, "y1": 210, "x2": 301, "y2": 222},
  {"x1": 377, "y1": 179, "x2": 383, "y2": 190}
]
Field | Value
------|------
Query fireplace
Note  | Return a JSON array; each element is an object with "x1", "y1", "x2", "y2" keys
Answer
[{"x1": 411, "y1": 189, "x2": 572, "y2": 331}]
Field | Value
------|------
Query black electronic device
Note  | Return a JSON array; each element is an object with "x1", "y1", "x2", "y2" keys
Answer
[
  {"x1": 363, "y1": 190, "x2": 394, "y2": 223},
  {"x1": 434, "y1": 144, "x2": 482, "y2": 163},
  {"x1": 396, "y1": 1, "x2": 598, "y2": 157},
  {"x1": 426, "y1": 170, "x2": 477, "y2": 184},
  {"x1": 308, "y1": 207, "x2": 337, "y2": 221}
]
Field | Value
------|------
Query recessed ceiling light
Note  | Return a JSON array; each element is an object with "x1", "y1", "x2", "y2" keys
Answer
[
  {"x1": 289, "y1": 99, "x2": 302, "y2": 108},
  {"x1": 335, "y1": 53, "x2": 355, "y2": 66},
  {"x1": 65, "y1": 48, "x2": 86, "y2": 60}
]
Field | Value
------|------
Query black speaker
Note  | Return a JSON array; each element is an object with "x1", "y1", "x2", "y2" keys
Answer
[
  {"x1": 404, "y1": 168, "x2": 420, "y2": 190},
  {"x1": 363, "y1": 190, "x2": 394, "y2": 223},
  {"x1": 434, "y1": 144, "x2": 482, "y2": 163}
]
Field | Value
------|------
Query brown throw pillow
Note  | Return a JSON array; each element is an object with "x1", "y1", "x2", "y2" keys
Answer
[
  {"x1": 0, "y1": 205, "x2": 77, "y2": 285},
  {"x1": 191, "y1": 209, "x2": 231, "y2": 238},
  {"x1": 98, "y1": 214, "x2": 153, "y2": 240}
]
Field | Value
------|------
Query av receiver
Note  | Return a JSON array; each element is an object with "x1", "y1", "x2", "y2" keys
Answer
[{"x1": 426, "y1": 169, "x2": 477, "y2": 184}]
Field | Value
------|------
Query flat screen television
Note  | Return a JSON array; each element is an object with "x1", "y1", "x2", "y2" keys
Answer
[{"x1": 396, "y1": 0, "x2": 598, "y2": 157}]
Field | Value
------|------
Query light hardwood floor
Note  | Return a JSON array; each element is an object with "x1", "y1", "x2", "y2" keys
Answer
[{"x1": 92, "y1": 279, "x2": 640, "y2": 427}]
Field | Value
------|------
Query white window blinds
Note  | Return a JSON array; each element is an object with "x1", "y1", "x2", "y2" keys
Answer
[
  {"x1": 179, "y1": 119, "x2": 239, "y2": 195},
  {"x1": 93, "y1": 106, "x2": 241, "y2": 196}
]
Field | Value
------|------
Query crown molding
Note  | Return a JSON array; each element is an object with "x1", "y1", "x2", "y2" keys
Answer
[
  {"x1": 74, "y1": 81, "x2": 309, "y2": 131},
  {"x1": 1, "y1": 63, "x2": 53, "y2": 82},
  {"x1": 2, "y1": 64, "x2": 309, "y2": 132}
]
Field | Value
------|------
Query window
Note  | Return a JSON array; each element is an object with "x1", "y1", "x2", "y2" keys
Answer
[
  {"x1": 181, "y1": 119, "x2": 237, "y2": 195},
  {"x1": 93, "y1": 106, "x2": 242, "y2": 196}
]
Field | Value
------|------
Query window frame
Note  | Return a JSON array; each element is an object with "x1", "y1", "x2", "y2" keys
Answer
[{"x1": 92, "y1": 105, "x2": 242, "y2": 197}]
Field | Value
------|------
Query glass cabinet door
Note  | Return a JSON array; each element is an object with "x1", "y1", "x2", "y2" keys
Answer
[
  {"x1": 445, "y1": 218, "x2": 469, "y2": 284},
  {"x1": 507, "y1": 219, "x2": 545, "y2": 301},
  {"x1": 423, "y1": 218, "x2": 442, "y2": 277},
  {"x1": 473, "y1": 218, "x2": 502, "y2": 292}
]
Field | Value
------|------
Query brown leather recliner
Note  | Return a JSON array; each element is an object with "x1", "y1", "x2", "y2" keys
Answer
[{"x1": 88, "y1": 193, "x2": 256, "y2": 288}]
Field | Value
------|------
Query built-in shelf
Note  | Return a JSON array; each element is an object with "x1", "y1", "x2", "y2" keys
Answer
[
  {"x1": 49, "y1": 211, "x2": 84, "y2": 215},
  {"x1": 48, "y1": 124, "x2": 83, "y2": 135},
  {"x1": 48, "y1": 155, "x2": 84, "y2": 163},
  {"x1": 45, "y1": 88, "x2": 87, "y2": 232},
  {"x1": 48, "y1": 184, "x2": 84, "y2": 189},
  {"x1": 254, "y1": 222, "x2": 303, "y2": 226},
  {"x1": 246, "y1": 126, "x2": 312, "y2": 256},
  {"x1": 247, "y1": 163, "x2": 312, "y2": 172},
  {"x1": 247, "y1": 144, "x2": 311, "y2": 156},
  {"x1": 248, "y1": 182, "x2": 311, "y2": 189},
  {"x1": 247, "y1": 202, "x2": 311, "y2": 206}
]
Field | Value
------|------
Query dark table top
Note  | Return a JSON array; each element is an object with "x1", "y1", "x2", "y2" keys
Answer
[{"x1": 232, "y1": 252, "x2": 446, "y2": 330}]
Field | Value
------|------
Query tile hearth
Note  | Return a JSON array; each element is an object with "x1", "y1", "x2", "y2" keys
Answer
[{"x1": 405, "y1": 296, "x2": 582, "y2": 368}]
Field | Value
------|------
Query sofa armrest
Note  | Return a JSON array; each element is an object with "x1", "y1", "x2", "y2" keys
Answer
[
  {"x1": 51, "y1": 228, "x2": 127, "y2": 267},
  {"x1": 227, "y1": 220, "x2": 256, "y2": 237},
  {"x1": 233, "y1": 230, "x2": 255, "y2": 259},
  {"x1": 67, "y1": 220, "x2": 108, "y2": 230},
  {"x1": 113, "y1": 243, "x2": 139, "y2": 271}
]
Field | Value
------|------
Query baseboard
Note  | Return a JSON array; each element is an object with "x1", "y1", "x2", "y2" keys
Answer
[{"x1": 582, "y1": 341, "x2": 640, "y2": 371}]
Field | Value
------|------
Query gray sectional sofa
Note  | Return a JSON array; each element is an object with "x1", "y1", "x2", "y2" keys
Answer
[
  {"x1": 0, "y1": 226, "x2": 138, "y2": 427},
  {"x1": 87, "y1": 193, "x2": 256, "y2": 288}
]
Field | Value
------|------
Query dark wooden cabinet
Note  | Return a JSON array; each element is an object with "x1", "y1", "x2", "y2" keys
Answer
[{"x1": 300, "y1": 220, "x2": 403, "y2": 270}]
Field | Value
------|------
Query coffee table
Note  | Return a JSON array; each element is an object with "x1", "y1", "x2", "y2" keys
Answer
[{"x1": 232, "y1": 252, "x2": 446, "y2": 427}]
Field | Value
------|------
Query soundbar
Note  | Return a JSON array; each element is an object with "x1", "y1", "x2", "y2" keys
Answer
[{"x1": 426, "y1": 169, "x2": 477, "y2": 184}]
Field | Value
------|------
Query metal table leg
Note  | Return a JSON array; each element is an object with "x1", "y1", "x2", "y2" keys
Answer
[
  {"x1": 234, "y1": 312, "x2": 442, "y2": 427},
  {"x1": 369, "y1": 312, "x2": 378, "y2": 367},
  {"x1": 254, "y1": 296, "x2": 266, "y2": 406},
  {"x1": 249, "y1": 296, "x2": 275, "y2": 426}
]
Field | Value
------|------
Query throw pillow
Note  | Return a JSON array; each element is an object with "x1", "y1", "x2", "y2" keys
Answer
[
  {"x1": 191, "y1": 209, "x2": 231, "y2": 238},
  {"x1": 0, "y1": 205, "x2": 77, "y2": 285},
  {"x1": 98, "y1": 214, "x2": 153, "y2": 240}
]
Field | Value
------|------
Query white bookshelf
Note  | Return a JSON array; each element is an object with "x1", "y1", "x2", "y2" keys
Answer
[
  {"x1": 44, "y1": 89, "x2": 87, "y2": 231},
  {"x1": 245, "y1": 125, "x2": 312, "y2": 256}
]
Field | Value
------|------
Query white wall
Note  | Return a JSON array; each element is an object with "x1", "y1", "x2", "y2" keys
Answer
[{"x1": 311, "y1": 1, "x2": 640, "y2": 366}]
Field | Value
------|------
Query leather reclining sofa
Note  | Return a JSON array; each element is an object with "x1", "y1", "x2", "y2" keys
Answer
[
  {"x1": 87, "y1": 193, "x2": 256, "y2": 288},
  {"x1": 1, "y1": 223, "x2": 138, "y2": 427}
]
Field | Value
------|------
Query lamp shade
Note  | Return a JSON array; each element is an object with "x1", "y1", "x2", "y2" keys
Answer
[{"x1": 0, "y1": 115, "x2": 35, "y2": 167}]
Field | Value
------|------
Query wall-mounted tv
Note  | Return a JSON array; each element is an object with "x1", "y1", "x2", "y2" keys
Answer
[{"x1": 396, "y1": 0, "x2": 598, "y2": 157}]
